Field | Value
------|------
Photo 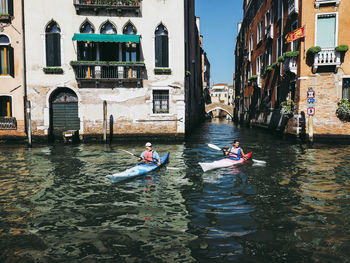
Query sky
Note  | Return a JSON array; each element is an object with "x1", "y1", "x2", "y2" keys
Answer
[{"x1": 195, "y1": 0, "x2": 243, "y2": 86}]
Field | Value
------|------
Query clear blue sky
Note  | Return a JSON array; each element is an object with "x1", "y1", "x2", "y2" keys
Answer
[{"x1": 195, "y1": 0, "x2": 243, "y2": 86}]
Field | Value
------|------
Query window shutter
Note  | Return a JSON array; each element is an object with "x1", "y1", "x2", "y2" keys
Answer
[
  {"x1": 52, "y1": 33, "x2": 61, "y2": 66},
  {"x1": 161, "y1": 36, "x2": 169, "y2": 67},
  {"x1": 8, "y1": 0, "x2": 14, "y2": 16},
  {"x1": 9, "y1": 46, "x2": 14, "y2": 77},
  {"x1": 46, "y1": 34, "x2": 54, "y2": 66},
  {"x1": 122, "y1": 43, "x2": 126, "y2": 62},
  {"x1": 155, "y1": 36, "x2": 162, "y2": 67}
]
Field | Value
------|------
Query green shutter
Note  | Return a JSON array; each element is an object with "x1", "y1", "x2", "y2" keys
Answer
[{"x1": 9, "y1": 46, "x2": 14, "y2": 77}]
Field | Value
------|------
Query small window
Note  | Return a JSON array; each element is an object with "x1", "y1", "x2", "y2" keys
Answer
[
  {"x1": 257, "y1": 21, "x2": 263, "y2": 43},
  {"x1": 123, "y1": 23, "x2": 137, "y2": 35},
  {"x1": 0, "y1": 34, "x2": 14, "y2": 76},
  {"x1": 291, "y1": 21, "x2": 298, "y2": 51},
  {"x1": 343, "y1": 78, "x2": 350, "y2": 99},
  {"x1": 80, "y1": 21, "x2": 95, "y2": 34},
  {"x1": 100, "y1": 21, "x2": 117, "y2": 34},
  {"x1": 153, "y1": 90, "x2": 169, "y2": 114},
  {"x1": 0, "y1": 96, "x2": 12, "y2": 117}
]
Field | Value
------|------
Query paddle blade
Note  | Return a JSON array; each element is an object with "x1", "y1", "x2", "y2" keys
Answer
[
  {"x1": 208, "y1": 143, "x2": 222, "y2": 151},
  {"x1": 122, "y1": 149, "x2": 138, "y2": 157},
  {"x1": 252, "y1": 159, "x2": 266, "y2": 164}
]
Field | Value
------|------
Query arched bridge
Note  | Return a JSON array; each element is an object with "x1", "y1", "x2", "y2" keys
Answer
[{"x1": 205, "y1": 103, "x2": 234, "y2": 118}]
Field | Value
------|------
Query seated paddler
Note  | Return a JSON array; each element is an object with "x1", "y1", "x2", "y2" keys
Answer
[
  {"x1": 138, "y1": 142, "x2": 161, "y2": 166},
  {"x1": 225, "y1": 140, "x2": 247, "y2": 160}
]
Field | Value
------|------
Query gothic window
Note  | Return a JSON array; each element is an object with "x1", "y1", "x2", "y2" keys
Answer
[
  {"x1": 155, "y1": 24, "x2": 169, "y2": 68},
  {"x1": 100, "y1": 21, "x2": 117, "y2": 34},
  {"x1": 45, "y1": 21, "x2": 61, "y2": 67}
]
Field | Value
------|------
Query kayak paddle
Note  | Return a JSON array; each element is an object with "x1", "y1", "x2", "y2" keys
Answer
[{"x1": 207, "y1": 143, "x2": 266, "y2": 164}]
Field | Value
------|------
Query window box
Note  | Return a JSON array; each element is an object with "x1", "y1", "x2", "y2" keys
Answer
[
  {"x1": 0, "y1": 13, "x2": 12, "y2": 23},
  {"x1": 335, "y1": 45, "x2": 349, "y2": 53},
  {"x1": 43, "y1": 67, "x2": 64, "y2": 74},
  {"x1": 73, "y1": 0, "x2": 142, "y2": 14},
  {"x1": 154, "y1": 67, "x2": 172, "y2": 75},
  {"x1": 307, "y1": 46, "x2": 322, "y2": 56}
]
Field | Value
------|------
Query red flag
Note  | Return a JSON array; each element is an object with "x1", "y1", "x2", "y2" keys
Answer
[{"x1": 285, "y1": 25, "x2": 305, "y2": 43}]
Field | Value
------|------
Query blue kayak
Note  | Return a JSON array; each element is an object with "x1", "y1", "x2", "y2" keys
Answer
[{"x1": 106, "y1": 153, "x2": 170, "y2": 182}]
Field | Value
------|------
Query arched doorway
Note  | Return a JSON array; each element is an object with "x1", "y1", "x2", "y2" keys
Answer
[{"x1": 49, "y1": 88, "x2": 80, "y2": 138}]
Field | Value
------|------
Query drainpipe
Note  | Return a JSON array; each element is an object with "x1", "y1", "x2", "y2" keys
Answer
[
  {"x1": 103, "y1": 100, "x2": 107, "y2": 142},
  {"x1": 21, "y1": 0, "x2": 28, "y2": 139},
  {"x1": 280, "y1": 0, "x2": 284, "y2": 77}
]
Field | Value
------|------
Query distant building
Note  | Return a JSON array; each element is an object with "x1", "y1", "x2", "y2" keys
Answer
[
  {"x1": 211, "y1": 83, "x2": 234, "y2": 106},
  {"x1": 235, "y1": 0, "x2": 350, "y2": 139},
  {"x1": 21, "y1": 0, "x2": 204, "y2": 142},
  {"x1": 0, "y1": 0, "x2": 26, "y2": 138}
]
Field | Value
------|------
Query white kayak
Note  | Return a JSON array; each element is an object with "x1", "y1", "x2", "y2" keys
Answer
[
  {"x1": 199, "y1": 152, "x2": 252, "y2": 172},
  {"x1": 106, "y1": 153, "x2": 170, "y2": 182}
]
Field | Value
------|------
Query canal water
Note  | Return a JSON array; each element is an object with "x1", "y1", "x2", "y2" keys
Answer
[{"x1": 1, "y1": 120, "x2": 350, "y2": 262}]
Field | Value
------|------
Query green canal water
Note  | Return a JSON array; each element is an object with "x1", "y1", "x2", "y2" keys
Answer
[{"x1": 1, "y1": 120, "x2": 350, "y2": 262}]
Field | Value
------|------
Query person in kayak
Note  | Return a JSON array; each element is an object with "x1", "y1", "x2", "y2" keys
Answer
[
  {"x1": 225, "y1": 140, "x2": 247, "y2": 160},
  {"x1": 138, "y1": 142, "x2": 161, "y2": 166}
]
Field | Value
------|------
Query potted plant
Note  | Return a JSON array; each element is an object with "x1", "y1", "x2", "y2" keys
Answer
[
  {"x1": 306, "y1": 46, "x2": 321, "y2": 57},
  {"x1": 336, "y1": 98, "x2": 350, "y2": 122},
  {"x1": 280, "y1": 100, "x2": 295, "y2": 118},
  {"x1": 278, "y1": 55, "x2": 285, "y2": 63}
]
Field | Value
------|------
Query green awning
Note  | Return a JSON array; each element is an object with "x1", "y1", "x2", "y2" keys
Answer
[{"x1": 72, "y1": 34, "x2": 140, "y2": 43}]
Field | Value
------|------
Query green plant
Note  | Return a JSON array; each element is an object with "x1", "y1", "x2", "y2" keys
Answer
[
  {"x1": 271, "y1": 62, "x2": 279, "y2": 68},
  {"x1": 278, "y1": 56, "x2": 285, "y2": 62},
  {"x1": 335, "y1": 45, "x2": 349, "y2": 52},
  {"x1": 248, "y1": 75, "x2": 257, "y2": 81},
  {"x1": 280, "y1": 100, "x2": 295, "y2": 118},
  {"x1": 186, "y1": 70, "x2": 191, "y2": 76},
  {"x1": 307, "y1": 46, "x2": 322, "y2": 56},
  {"x1": 284, "y1": 51, "x2": 299, "y2": 58},
  {"x1": 336, "y1": 98, "x2": 350, "y2": 121}
]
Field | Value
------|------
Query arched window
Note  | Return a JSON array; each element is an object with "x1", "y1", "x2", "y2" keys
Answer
[
  {"x1": 122, "y1": 22, "x2": 138, "y2": 62},
  {"x1": 45, "y1": 21, "x2": 61, "y2": 67},
  {"x1": 155, "y1": 24, "x2": 169, "y2": 67},
  {"x1": 78, "y1": 21, "x2": 96, "y2": 61},
  {"x1": 0, "y1": 0, "x2": 13, "y2": 16},
  {"x1": 80, "y1": 21, "x2": 95, "y2": 34},
  {"x1": 123, "y1": 22, "x2": 137, "y2": 35},
  {"x1": 100, "y1": 21, "x2": 117, "y2": 34},
  {"x1": 0, "y1": 34, "x2": 14, "y2": 76},
  {"x1": 0, "y1": 96, "x2": 12, "y2": 117}
]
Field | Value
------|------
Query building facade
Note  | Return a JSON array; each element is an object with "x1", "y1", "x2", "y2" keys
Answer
[
  {"x1": 0, "y1": 0, "x2": 26, "y2": 138},
  {"x1": 24, "y1": 0, "x2": 204, "y2": 141},
  {"x1": 235, "y1": 0, "x2": 350, "y2": 140}
]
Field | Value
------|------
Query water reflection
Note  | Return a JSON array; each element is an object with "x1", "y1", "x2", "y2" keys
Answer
[{"x1": 0, "y1": 121, "x2": 350, "y2": 262}]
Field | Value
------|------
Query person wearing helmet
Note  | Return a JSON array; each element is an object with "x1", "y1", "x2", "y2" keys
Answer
[{"x1": 138, "y1": 142, "x2": 161, "y2": 166}]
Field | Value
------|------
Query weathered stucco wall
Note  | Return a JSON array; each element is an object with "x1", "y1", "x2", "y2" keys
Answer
[{"x1": 24, "y1": 0, "x2": 187, "y2": 139}]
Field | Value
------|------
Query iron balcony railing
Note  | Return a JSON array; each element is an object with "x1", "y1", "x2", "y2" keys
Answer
[
  {"x1": 315, "y1": 0, "x2": 340, "y2": 8},
  {"x1": 70, "y1": 61, "x2": 145, "y2": 87},
  {"x1": 313, "y1": 48, "x2": 341, "y2": 72},
  {"x1": 73, "y1": 0, "x2": 141, "y2": 12},
  {"x1": 0, "y1": 117, "x2": 17, "y2": 130}
]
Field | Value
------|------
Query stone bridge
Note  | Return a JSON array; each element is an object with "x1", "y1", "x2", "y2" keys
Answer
[{"x1": 205, "y1": 103, "x2": 234, "y2": 118}]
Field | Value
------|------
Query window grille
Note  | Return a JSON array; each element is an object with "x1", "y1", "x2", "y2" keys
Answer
[{"x1": 153, "y1": 90, "x2": 169, "y2": 114}]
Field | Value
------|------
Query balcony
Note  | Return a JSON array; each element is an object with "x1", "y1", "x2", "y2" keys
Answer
[
  {"x1": 0, "y1": 117, "x2": 17, "y2": 130},
  {"x1": 313, "y1": 48, "x2": 341, "y2": 72},
  {"x1": 73, "y1": 0, "x2": 141, "y2": 14},
  {"x1": 71, "y1": 61, "x2": 145, "y2": 88},
  {"x1": 288, "y1": 0, "x2": 299, "y2": 15},
  {"x1": 283, "y1": 57, "x2": 297, "y2": 75},
  {"x1": 315, "y1": 0, "x2": 340, "y2": 8}
]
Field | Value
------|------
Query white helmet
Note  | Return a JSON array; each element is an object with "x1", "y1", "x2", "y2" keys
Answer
[{"x1": 145, "y1": 142, "x2": 152, "y2": 147}]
